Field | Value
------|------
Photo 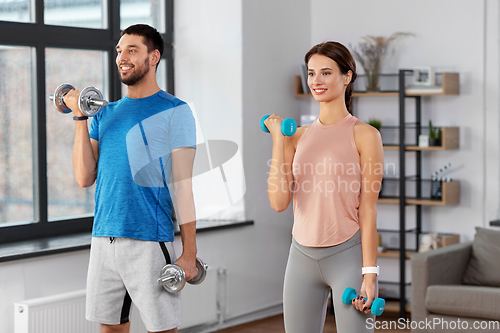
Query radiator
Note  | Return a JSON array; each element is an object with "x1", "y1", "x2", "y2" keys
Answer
[
  {"x1": 14, "y1": 268, "x2": 219, "y2": 333},
  {"x1": 14, "y1": 290, "x2": 100, "y2": 333}
]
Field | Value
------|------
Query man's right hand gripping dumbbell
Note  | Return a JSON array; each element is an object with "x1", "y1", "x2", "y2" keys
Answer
[
  {"x1": 49, "y1": 83, "x2": 108, "y2": 118},
  {"x1": 63, "y1": 88, "x2": 86, "y2": 118}
]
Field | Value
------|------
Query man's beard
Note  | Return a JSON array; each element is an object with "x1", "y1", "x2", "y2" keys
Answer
[{"x1": 120, "y1": 57, "x2": 150, "y2": 86}]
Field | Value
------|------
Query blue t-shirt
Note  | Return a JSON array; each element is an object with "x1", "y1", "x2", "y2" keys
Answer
[{"x1": 89, "y1": 90, "x2": 196, "y2": 242}]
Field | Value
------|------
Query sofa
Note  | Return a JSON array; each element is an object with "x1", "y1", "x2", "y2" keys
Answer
[{"x1": 411, "y1": 227, "x2": 500, "y2": 333}]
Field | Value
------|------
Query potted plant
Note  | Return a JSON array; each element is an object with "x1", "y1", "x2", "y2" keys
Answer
[
  {"x1": 428, "y1": 120, "x2": 442, "y2": 146},
  {"x1": 351, "y1": 32, "x2": 414, "y2": 92},
  {"x1": 367, "y1": 118, "x2": 382, "y2": 131}
]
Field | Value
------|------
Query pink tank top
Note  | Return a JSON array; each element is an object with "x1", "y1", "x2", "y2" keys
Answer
[{"x1": 292, "y1": 114, "x2": 361, "y2": 247}]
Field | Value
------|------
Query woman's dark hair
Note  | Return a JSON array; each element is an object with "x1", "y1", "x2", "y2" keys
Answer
[
  {"x1": 305, "y1": 41, "x2": 357, "y2": 112},
  {"x1": 121, "y1": 24, "x2": 164, "y2": 69}
]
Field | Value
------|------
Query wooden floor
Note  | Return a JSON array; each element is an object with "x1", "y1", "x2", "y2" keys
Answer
[{"x1": 215, "y1": 313, "x2": 410, "y2": 333}]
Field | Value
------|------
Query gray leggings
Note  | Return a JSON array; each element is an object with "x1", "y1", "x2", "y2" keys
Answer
[{"x1": 283, "y1": 231, "x2": 375, "y2": 333}]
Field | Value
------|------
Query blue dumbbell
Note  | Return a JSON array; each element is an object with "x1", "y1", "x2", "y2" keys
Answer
[
  {"x1": 341, "y1": 287, "x2": 385, "y2": 316},
  {"x1": 260, "y1": 115, "x2": 297, "y2": 136}
]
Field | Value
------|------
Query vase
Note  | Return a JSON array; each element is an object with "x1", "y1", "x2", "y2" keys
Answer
[
  {"x1": 365, "y1": 69, "x2": 380, "y2": 92},
  {"x1": 429, "y1": 138, "x2": 442, "y2": 147}
]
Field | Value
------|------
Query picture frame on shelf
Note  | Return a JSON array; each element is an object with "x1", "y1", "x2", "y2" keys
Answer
[
  {"x1": 418, "y1": 134, "x2": 429, "y2": 147},
  {"x1": 412, "y1": 67, "x2": 435, "y2": 86}
]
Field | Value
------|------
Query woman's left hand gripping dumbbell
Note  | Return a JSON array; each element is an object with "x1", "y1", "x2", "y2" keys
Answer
[{"x1": 354, "y1": 277, "x2": 378, "y2": 314}]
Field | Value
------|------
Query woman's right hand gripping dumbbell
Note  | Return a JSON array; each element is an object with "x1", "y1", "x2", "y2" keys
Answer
[
  {"x1": 261, "y1": 114, "x2": 297, "y2": 137},
  {"x1": 62, "y1": 88, "x2": 85, "y2": 117}
]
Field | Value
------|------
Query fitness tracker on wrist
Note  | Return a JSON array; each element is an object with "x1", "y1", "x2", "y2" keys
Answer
[
  {"x1": 362, "y1": 266, "x2": 379, "y2": 275},
  {"x1": 73, "y1": 116, "x2": 89, "y2": 121}
]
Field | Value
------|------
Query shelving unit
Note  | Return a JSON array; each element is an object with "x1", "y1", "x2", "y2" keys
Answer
[
  {"x1": 381, "y1": 70, "x2": 460, "y2": 317},
  {"x1": 295, "y1": 70, "x2": 460, "y2": 318}
]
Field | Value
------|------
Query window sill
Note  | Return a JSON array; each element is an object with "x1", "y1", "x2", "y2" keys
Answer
[{"x1": 0, "y1": 220, "x2": 254, "y2": 263}]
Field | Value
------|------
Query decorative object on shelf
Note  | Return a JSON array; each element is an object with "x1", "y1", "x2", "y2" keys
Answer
[
  {"x1": 367, "y1": 118, "x2": 382, "y2": 131},
  {"x1": 351, "y1": 32, "x2": 414, "y2": 92},
  {"x1": 430, "y1": 179, "x2": 442, "y2": 199},
  {"x1": 428, "y1": 120, "x2": 442, "y2": 146},
  {"x1": 377, "y1": 233, "x2": 387, "y2": 252},
  {"x1": 430, "y1": 163, "x2": 452, "y2": 199},
  {"x1": 419, "y1": 233, "x2": 460, "y2": 252},
  {"x1": 377, "y1": 246, "x2": 387, "y2": 253},
  {"x1": 418, "y1": 134, "x2": 429, "y2": 147},
  {"x1": 419, "y1": 233, "x2": 438, "y2": 252},
  {"x1": 412, "y1": 67, "x2": 435, "y2": 86},
  {"x1": 433, "y1": 162, "x2": 452, "y2": 179},
  {"x1": 300, "y1": 114, "x2": 317, "y2": 126}
]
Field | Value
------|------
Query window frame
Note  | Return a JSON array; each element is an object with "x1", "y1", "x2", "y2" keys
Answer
[{"x1": 0, "y1": 0, "x2": 174, "y2": 244}]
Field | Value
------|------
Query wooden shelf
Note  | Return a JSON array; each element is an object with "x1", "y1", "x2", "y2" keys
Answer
[
  {"x1": 406, "y1": 73, "x2": 460, "y2": 96},
  {"x1": 295, "y1": 76, "x2": 399, "y2": 97},
  {"x1": 353, "y1": 92, "x2": 399, "y2": 97},
  {"x1": 378, "y1": 250, "x2": 416, "y2": 259},
  {"x1": 295, "y1": 72, "x2": 459, "y2": 97},
  {"x1": 384, "y1": 127, "x2": 459, "y2": 150},
  {"x1": 378, "y1": 198, "x2": 400, "y2": 204},
  {"x1": 378, "y1": 180, "x2": 460, "y2": 206}
]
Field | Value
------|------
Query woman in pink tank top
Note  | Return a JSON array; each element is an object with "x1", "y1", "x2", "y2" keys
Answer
[{"x1": 265, "y1": 42, "x2": 384, "y2": 332}]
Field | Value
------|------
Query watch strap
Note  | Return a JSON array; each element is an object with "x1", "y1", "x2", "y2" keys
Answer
[{"x1": 362, "y1": 266, "x2": 379, "y2": 275}]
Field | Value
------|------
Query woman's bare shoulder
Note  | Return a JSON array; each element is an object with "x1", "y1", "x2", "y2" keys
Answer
[
  {"x1": 353, "y1": 120, "x2": 383, "y2": 153},
  {"x1": 354, "y1": 120, "x2": 381, "y2": 139}
]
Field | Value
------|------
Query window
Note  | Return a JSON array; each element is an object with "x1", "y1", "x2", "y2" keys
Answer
[
  {"x1": 0, "y1": 45, "x2": 34, "y2": 225},
  {"x1": 44, "y1": 0, "x2": 105, "y2": 29},
  {"x1": 121, "y1": 0, "x2": 167, "y2": 32},
  {"x1": 0, "y1": 0, "x2": 174, "y2": 243},
  {"x1": 45, "y1": 48, "x2": 106, "y2": 220},
  {"x1": 0, "y1": 0, "x2": 33, "y2": 23}
]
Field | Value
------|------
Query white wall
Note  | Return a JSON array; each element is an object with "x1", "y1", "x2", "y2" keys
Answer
[
  {"x1": 173, "y1": 0, "x2": 311, "y2": 322},
  {"x1": 484, "y1": 0, "x2": 500, "y2": 226},
  {"x1": 241, "y1": 0, "x2": 312, "y2": 315},
  {"x1": 174, "y1": 0, "x2": 245, "y2": 221}
]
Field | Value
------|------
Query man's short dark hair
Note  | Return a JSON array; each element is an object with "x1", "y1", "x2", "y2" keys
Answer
[{"x1": 121, "y1": 24, "x2": 164, "y2": 68}]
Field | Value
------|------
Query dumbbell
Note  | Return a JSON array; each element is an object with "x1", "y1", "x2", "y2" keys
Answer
[
  {"x1": 260, "y1": 115, "x2": 297, "y2": 136},
  {"x1": 49, "y1": 83, "x2": 108, "y2": 117},
  {"x1": 341, "y1": 287, "x2": 385, "y2": 316},
  {"x1": 157, "y1": 257, "x2": 208, "y2": 293}
]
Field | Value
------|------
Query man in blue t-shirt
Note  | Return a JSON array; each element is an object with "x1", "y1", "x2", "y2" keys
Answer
[{"x1": 64, "y1": 24, "x2": 197, "y2": 333}]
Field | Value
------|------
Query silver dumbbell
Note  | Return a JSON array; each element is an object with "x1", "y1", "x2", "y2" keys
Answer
[
  {"x1": 157, "y1": 257, "x2": 208, "y2": 293},
  {"x1": 49, "y1": 83, "x2": 108, "y2": 117}
]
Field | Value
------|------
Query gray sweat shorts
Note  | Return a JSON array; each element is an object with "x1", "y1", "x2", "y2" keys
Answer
[{"x1": 86, "y1": 237, "x2": 181, "y2": 332}]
